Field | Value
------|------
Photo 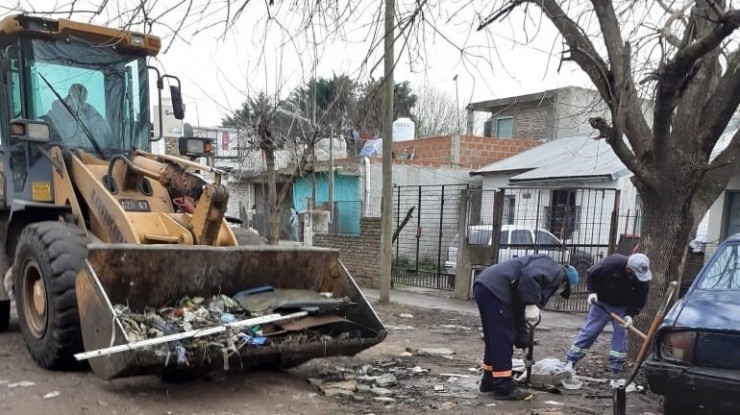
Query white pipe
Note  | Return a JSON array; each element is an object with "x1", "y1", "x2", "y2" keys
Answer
[
  {"x1": 74, "y1": 311, "x2": 308, "y2": 361},
  {"x1": 362, "y1": 156, "x2": 370, "y2": 216}
]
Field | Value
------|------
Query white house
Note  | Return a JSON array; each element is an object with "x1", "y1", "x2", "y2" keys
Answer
[
  {"x1": 471, "y1": 133, "x2": 641, "y2": 248},
  {"x1": 700, "y1": 130, "x2": 740, "y2": 257},
  {"x1": 472, "y1": 129, "x2": 739, "y2": 258}
]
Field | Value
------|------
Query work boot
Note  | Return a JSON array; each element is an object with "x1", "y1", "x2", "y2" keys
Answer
[
  {"x1": 494, "y1": 388, "x2": 534, "y2": 401},
  {"x1": 479, "y1": 371, "x2": 494, "y2": 393}
]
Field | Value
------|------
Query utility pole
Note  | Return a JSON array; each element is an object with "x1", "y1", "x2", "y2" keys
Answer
[
  {"x1": 380, "y1": 0, "x2": 394, "y2": 303},
  {"x1": 453, "y1": 74, "x2": 460, "y2": 134}
]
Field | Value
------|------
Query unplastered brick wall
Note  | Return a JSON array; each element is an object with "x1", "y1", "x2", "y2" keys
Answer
[
  {"x1": 388, "y1": 135, "x2": 542, "y2": 169},
  {"x1": 314, "y1": 217, "x2": 381, "y2": 288},
  {"x1": 164, "y1": 137, "x2": 179, "y2": 155},
  {"x1": 393, "y1": 135, "x2": 452, "y2": 166},
  {"x1": 459, "y1": 135, "x2": 541, "y2": 169}
]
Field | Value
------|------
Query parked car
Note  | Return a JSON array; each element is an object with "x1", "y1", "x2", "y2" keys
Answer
[
  {"x1": 445, "y1": 225, "x2": 595, "y2": 274},
  {"x1": 644, "y1": 233, "x2": 740, "y2": 415}
]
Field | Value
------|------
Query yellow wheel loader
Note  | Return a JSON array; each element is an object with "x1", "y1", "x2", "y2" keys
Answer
[{"x1": 0, "y1": 14, "x2": 386, "y2": 380}]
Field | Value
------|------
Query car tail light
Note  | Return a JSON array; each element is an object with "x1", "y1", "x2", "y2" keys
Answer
[{"x1": 659, "y1": 331, "x2": 696, "y2": 365}]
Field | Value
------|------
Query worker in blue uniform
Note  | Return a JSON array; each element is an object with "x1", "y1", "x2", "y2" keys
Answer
[
  {"x1": 564, "y1": 253, "x2": 652, "y2": 388},
  {"x1": 473, "y1": 254, "x2": 580, "y2": 400}
]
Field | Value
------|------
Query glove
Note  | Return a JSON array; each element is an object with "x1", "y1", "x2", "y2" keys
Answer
[
  {"x1": 587, "y1": 293, "x2": 598, "y2": 305},
  {"x1": 524, "y1": 305, "x2": 540, "y2": 322},
  {"x1": 621, "y1": 316, "x2": 633, "y2": 329}
]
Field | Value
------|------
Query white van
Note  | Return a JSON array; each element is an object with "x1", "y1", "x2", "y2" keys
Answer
[{"x1": 445, "y1": 225, "x2": 591, "y2": 274}]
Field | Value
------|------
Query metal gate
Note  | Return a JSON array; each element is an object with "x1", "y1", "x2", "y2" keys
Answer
[
  {"x1": 469, "y1": 187, "x2": 633, "y2": 312},
  {"x1": 392, "y1": 184, "x2": 467, "y2": 291}
]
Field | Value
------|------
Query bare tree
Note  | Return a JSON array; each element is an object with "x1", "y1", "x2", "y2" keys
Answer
[
  {"x1": 478, "y1": 0, "x2": 740, "y2": 352},
  {"x1": 412, "y1": 85, "x2": 463, "y2": 137}
]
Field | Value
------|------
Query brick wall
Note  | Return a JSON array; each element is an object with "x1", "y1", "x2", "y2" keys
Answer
[
  {"x1": 164, "y1": 137, "x2": 179, "y2": 155},
  {"x1": 389, "y1": 135, "x2": 541, "y2": 169},
  {"x1": 511, "y1": 100, "x2": 552, "y2": 140},
  {"x1": 393, "y1": 135, "x2": 452, "y2": 166},
  {"x1": 459, "y1": 135, "x2": 541, "y2": 169},
  {"x1": 314, "y1": 217, "x2": 381, "y2": 288},
  {"x1": 485, "y1": 99, "x2": 555, "y2": 140}
]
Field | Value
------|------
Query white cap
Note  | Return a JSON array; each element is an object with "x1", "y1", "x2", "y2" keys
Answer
[{"x1": 627, "y1": 253, "x2": 652, "y2": 282}]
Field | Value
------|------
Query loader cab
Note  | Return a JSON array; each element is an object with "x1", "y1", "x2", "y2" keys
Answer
[{"x1": 0, "y1": 14, "x2": 180, "y2": 210}]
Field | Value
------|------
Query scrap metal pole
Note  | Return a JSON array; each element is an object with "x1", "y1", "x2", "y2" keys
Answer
[{"x1": 379, "y1": 0, "x2": 395, "y2": 303}]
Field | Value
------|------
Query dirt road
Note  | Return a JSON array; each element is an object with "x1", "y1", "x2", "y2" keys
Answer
[{"x1": 0, "y1": 299, "x2": 663, "y2": 415}]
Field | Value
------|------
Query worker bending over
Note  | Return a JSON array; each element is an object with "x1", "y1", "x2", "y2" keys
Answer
[{"x1": 474, "y1": 254, "x2": 579, "y2": 400}]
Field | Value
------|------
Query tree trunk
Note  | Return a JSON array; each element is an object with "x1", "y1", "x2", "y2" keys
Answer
[
  {"x1": 265, "y1": 149, "x2": 280, "y2": 245},
  {"x1": 627, "y1": 188, "x2": 693, "y2": 359}
]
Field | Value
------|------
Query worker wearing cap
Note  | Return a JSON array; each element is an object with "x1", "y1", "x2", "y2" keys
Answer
[
  {"x1": 473, "y1": 254, "x2": 580, "y2": 400},
  {"x1": 564, "y1": 253, "x2": 652, "y2": 387}
]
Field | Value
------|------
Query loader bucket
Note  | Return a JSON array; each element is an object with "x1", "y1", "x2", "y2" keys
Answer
[{"x1": 75, "y1": 243, "x2": 386, "y2": 380}]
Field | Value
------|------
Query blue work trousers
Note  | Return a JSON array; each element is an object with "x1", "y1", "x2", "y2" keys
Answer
[
  {"x1": 566, "y1": 301, "x2": 628, "y2": 373},
  {"x1": 473, "y1": 284, "x2": 516, "y2": 394}
]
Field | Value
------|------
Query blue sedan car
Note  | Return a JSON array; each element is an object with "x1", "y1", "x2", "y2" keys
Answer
[{"x1": 644, "y1": 234, "x2": 740, "y2": 415}]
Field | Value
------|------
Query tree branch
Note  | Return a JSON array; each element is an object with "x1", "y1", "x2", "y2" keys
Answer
[
  {"x1": 589, "y1": 117, "x2": 658, "y2": 187},
  {"x1": 697, "y1": 127, "x2": 740, "y2": 196},
  {"x1": 506, "y1": 0, "x2": 614, "y2": 105},
  {"x1": 653, "y1": 6, "x2": 740, "y2": 143},
  {"x1": 698, "y1": 49, "x2": 740, "y2": 157}
]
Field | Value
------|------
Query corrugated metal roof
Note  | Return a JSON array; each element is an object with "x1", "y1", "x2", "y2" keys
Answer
[
  {"x1": 474, "y1": 127, "x2": 738, "y2": 183},
  {"x1": 473, "y1": 132, "x2": 626, "y2": 179}
]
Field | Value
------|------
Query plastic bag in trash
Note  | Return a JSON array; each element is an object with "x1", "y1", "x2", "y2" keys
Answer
[
  {"x1": 533, "y1": 358, "x2": 568, "y2": 375},
  {"x1": 531, "y1": 357, "x2": 582, "y2": 390}
]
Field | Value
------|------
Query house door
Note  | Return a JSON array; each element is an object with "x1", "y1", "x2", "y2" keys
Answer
[
  {"x1": 725, "y1": 191, "x2": 740, "y2": 238},
  {"x1": 548, "y1": 190, "x2": 577, "y2": 240}
]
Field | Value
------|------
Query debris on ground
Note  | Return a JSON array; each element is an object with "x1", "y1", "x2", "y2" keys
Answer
[
  {"x1": 8, "y1": 381, "x2": 35, "y2": 388},
  {"x1": 398, "y1": 313, "x2": 414, "y2": 319},
  {"x1": 410, "y1": 347, "x2": 455, "y2": 357},
  {"x1": 385, "y1": 325, "x2": 415, "y2": 331},
  {"x1": 437, "y1": 324, "x2": 472, "y2": 331},
  {"x1": 42, "y1": 391, "x2": 61, "y2": 399},
  {"x1": 308, "y1": 359, "x2": 481, "y2": 409}
]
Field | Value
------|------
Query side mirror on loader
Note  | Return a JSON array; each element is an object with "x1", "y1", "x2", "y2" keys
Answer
[
  {"x1": 170, "y1": 85, "x2": 185, "y2": 120},
  {"x1": 10, "y1": 119, "x2": 50, "y2": 143}
]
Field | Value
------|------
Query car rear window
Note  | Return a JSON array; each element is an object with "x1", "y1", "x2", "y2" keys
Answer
[
  {"x1": 697, "y1": 242, "x2": 740, "y2": 290},
  {"x1": 468, "y1": 228, "x2": 492, "y2": 245}
]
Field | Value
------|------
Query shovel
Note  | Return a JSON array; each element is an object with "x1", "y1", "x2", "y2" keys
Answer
[
  {"x1": 591, "y1": 301, "x2": 648, "y2": 340},
  {"x1": 524, "y1": 315, "x2": 541, "y2": 385},
  {"x1": 612, "y1": 281, "x2": 678, "y2": 415}
]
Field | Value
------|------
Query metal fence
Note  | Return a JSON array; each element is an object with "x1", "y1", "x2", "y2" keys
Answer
[
  {"x1": 391, "y1": 184, "x2": 468, "y2": 291},
  {"x1": 469, "y1": 187, "x2": 623, "y2": 312}
]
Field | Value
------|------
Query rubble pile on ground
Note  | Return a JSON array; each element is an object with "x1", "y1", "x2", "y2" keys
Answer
[{"x1": 308, "y1": 359, "x2": 480, "y2": 408}]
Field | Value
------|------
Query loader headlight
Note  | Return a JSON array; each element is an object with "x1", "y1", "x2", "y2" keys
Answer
[
  {"x1": 186, "y1": 139, "x2": 204, "y2": 154},
  {"x1": 178, "y1": 137, "x2": 213, "y2": 157},
  {"x1": 132, "y1": 35, "x2": 145, "y2": 46},
  {"x1": 10, "y1": 119, "x2": 50, "y2": 143}
]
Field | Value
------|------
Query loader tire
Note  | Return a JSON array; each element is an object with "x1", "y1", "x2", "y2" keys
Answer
[
  {"x1": 0, "y1": 299, "x2": 9, "y2": 332},
  {"x1": 14, "y1": 221, "x2": 88, "y2": 369}
]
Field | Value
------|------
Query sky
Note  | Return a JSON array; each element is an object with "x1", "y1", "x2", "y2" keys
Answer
[{"x1": 1, "y1": 0, "x2": 593, "y2": 130}]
